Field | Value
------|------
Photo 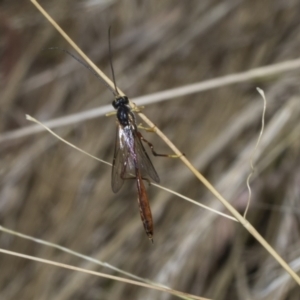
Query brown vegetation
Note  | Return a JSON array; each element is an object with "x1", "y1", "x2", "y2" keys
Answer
[{"x1": 0, "y1": 0, "x2": 300, "y2": 299}]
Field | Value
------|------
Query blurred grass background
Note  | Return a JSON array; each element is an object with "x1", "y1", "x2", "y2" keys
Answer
[{"x1": 1, "y1": 0, "x2": 300, "y2": 299}]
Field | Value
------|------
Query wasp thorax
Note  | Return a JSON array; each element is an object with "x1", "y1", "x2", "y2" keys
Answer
[{"x1": 117, "y1": 106, "x2": 131, "y2": 126}]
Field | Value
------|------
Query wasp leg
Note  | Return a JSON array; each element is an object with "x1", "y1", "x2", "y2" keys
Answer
[
  {"x1": 137, "y1": 123, "x2": 156, "y2": 133},
  {"x1": 137, "y1": 132, "x2": 184, "y2": 158},
  {"x1": 106, "y1": 111, "x2": 117, "y2": 117},
  {"x1": 131, "y1": 106, "x2": 145, "y2": 113}
]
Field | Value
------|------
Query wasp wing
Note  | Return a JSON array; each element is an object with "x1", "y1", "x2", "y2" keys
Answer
[
  {"x1": 111, "y1": 126, "x2": 136, "y2": 193},
  {"x1": 133, "y1": 130, "x2": 160, "y2": 184},
  {"x1": 111, "y1": 125, "x2": 160, "y2": 193},
  {"x1": 111, "y1": 127, "x2": 125, "y2": 193}
]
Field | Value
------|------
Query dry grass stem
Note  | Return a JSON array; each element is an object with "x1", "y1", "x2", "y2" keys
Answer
[
  {"x1": 26, "y1": 115, "x2": 111, "y2": 166},
  {"x1": 243, "y1": 87, "x2": 266, "y2": 218},
  {"x1": 151, "y1": 183, "x2": 238, "y2": 222},
  {"x1": 0, "y1": 248, "x2": 209, "y2": 300},
  {"x1": 0, "y1": 225, "x2": 192, "y2": 300},
  {"x1": 2, "y1": 56, "x2": 300, "y2": 143}
]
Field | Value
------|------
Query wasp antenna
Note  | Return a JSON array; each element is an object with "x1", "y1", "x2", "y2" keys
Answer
[
  {"x1": 44, "y1": 47, "x2": 116, "y2": 95},
  {"x1": 108, "y1": 26, "x2": 119, "y2": 96}
]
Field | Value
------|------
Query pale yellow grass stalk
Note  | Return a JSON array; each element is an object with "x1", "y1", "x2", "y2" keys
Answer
[{"x1": 0, "y1": 247, "x2": 209, "y2": 300}]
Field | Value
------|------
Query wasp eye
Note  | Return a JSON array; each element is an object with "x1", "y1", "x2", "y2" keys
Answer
[
  {"x1": 112, "y1": 100, "x2": 118, "y2": 109},
  {"x1": 123, "y1": 96, "x2": 129, "y2": 104}
]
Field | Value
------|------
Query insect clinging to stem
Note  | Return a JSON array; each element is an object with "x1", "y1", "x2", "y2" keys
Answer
[
  {"x1": 107, "y1": 27, "x2": 181, "y2": 242},
  {"x1": 46, "y1": 28, "x2": 181, "y2": 242}
]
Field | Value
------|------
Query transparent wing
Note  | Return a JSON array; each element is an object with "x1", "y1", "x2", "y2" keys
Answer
[
  {"x1": 111, "y1": 126, "x2": 136, "y2": 193},
  {"x1": 111, "y1": 127, "x2": 125, "y2": 193},
  {"x1": 111, "y1": 125, "x2": 160, "y2": 193},
  {"x1": 133, "y1": 131, "x2": 160, "y2": 183}
]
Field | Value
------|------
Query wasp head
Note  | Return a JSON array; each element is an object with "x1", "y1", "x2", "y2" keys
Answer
[{"x1": 112, "y1": 96, "x2": 129, "y2": 109}]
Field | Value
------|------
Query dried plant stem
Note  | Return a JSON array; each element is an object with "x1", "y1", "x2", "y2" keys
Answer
[
  {"x1": 0, "y1": 248, "x2": 209, "y2": 300},
  {"x1": 25, "y1": 115, "x2": 110, "y2": 166},
  {"x1": 30, "y1": 0, "x2": 300, "y2": 285},
  {"x1": 4, "y1": 53, "x2": 300, "y2": 142},
  {"x1": 0, "y1": 225, "x2": 193, "y2": 300},
  {"x1": 151, "y1": 183, "x2": 237, "y2": 222},
  {"x1": 244, "y1": 87, "x2": 266, "y2": 218},
  {"x1": 31, "y1": 0, "x2": 116, "y2": 95}
]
